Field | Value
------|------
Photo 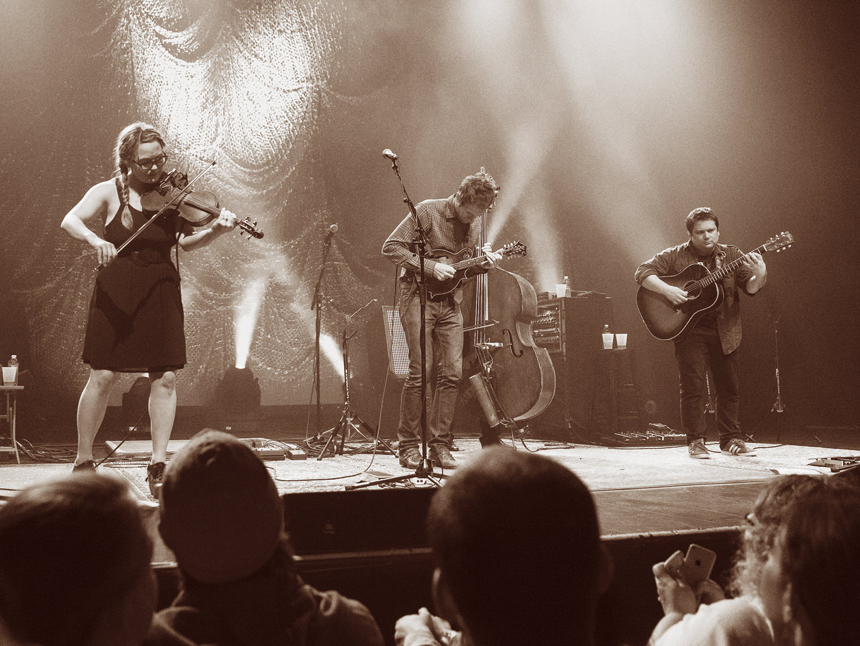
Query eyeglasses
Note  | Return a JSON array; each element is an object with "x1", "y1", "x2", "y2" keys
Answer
[{"x1": 131, "y1": 154, "x2": 168, "y2": 170}]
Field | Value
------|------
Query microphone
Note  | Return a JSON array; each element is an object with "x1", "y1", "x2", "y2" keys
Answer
[
  {"x1": 325, "y1": 223, "x2": 338, "y2": 241},
  {"x1": 382, "y1": 149, "x2": 398, "y2": 161}
]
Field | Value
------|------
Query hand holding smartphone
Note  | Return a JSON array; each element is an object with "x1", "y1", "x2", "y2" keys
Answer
[
  {"x1": 661, "y1": 544, "x2": 717, "y2": 584},
  {"x1": 680, "y1": 544, "x2": 717, "y2": 585},
  {"x1": 663, "y1": 549, "x2": 685, "y2": 578}
]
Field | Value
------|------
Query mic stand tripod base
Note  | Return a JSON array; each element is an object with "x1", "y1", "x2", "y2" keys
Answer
[
  {"x1": 340, "y1": 410, "x2": 396, "y2": 456},
  {"x1": 345, "y1": 458, "x2": 448, "y2": 491},
  {"x1": 316, "y1": 406, "x2": 397, "y2": 460}
]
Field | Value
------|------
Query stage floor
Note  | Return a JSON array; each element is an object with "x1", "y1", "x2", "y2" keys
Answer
[{"x1": 0, "y1": 435, "x2": 852, "y2": 539}]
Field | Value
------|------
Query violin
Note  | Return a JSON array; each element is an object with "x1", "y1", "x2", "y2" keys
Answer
[{"x1": 140, "y1": 170, "x2": 264, "y2": 239}]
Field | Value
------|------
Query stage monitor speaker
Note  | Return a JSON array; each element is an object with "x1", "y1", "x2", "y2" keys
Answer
[
  {"x1": 381, "y1": 305, "x2": 409, "y2": 378},
  {"x1": 533, "y1": 292, "x2": 615, "y2": 439}
]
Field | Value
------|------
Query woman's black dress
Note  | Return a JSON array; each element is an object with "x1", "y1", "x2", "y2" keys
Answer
[{"x1": 82, "y1": 180, "x2": 186, "y2": 372}]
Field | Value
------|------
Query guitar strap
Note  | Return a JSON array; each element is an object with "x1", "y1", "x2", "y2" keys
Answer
[
  {"x1": 714, "y1": 248, "x2": 724, "y2": 271},
  {"x1": 714, "y1": 246, "x2": 728, "y2": 281}
]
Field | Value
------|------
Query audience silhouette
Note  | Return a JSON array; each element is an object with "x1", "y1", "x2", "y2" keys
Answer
[
  {"x1": 0, "y1": 473, "x2": 157, "y2": 646},
  {"x1": 761, "y1": 481, "x2": 860, "y2": 646},
  {"x1": 1, "y1": 431, "x2": 856, "y2": 646},
  {"x1": 649, "y1": 474, "x2": 827, "y2": 645},
  {"x1": 143, "y1": 429, "x2": 384, "y2": 646},
  {"x1": 395, "y1": 446, "x2": 612, "y2": 646}
]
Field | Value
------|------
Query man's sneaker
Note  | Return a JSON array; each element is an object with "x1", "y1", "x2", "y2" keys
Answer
[
  {"x1": 688, "y1": 439, "x2": 710, "y2": 459},
  {"x1": 72, "y1": 460, "x2": 97, "y2": 473},
  {"x1": 398, "y1": 446, "x2": 422, "y2": 469},
  {"x1": 721, "y1": 438, "x2": 756, "y2": 457},
  {"x1": 146, "y1": 462, "x2": 166, "y2": 499},
  {"x1": 430, "y1": 444, "x2": 457, "y2": 469}
]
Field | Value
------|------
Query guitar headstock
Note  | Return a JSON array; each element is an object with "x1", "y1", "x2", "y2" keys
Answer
[
  {"x1": 764, "y1": 231, "x2": 793, "y2": 253},
  {"x1": 501, "y1": 241, "x2": 527, "y2": 258},
  {"x1": 238, "y1": 217, "x2": 264, "y2": 240}
]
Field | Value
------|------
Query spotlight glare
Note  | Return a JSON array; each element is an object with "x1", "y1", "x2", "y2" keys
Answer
[
  {"x1": 319, "y1": 333, "x2": 345, "y2": 383},
  {"x1": 234, "y1": 277, "x2": 266, "y2": 369}
]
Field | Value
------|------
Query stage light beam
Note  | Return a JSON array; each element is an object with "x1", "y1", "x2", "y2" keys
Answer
[{"x1": 234, "y1": 277, "x2": 266, "y2": 369}]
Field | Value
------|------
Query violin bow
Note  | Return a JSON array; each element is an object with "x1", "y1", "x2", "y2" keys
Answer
[{"x1": 94, "y1": 161, "x2": 217, "y2": 271}]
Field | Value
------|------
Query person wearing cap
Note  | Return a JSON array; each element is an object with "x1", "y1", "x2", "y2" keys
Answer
[{"x1": 143, "y1": 429, "x2": 384, "y2": 646}]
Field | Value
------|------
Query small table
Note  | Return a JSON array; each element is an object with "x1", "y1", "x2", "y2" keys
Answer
[{"x1": 0, "y1": 385, "x2": 23, "y2": 464}]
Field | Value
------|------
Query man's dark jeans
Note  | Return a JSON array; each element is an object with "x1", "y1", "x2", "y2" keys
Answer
[
  {"x1": 674, "y1": 329, "x2": 741, "y2": 446},
  {"x1": 397, "y1": 293, "x2": 463, "y2": 449}
]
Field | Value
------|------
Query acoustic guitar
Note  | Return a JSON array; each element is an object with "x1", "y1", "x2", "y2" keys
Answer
[
  {"x1": 637, "y1": 231, "x2": 794, "y2": 342},
  {"x1": 424, "y1": 241, "x2": 527, "y2": 299}
]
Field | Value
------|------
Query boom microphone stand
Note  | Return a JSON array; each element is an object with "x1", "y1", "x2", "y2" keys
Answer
[
  {"x1": 305, "y1": 224, "x2": 337, "y2": 447},
  {"x1": 347, "y1": 149, "x2": 446, "y2": 490},
  {"x1": 318, "y1": 299, "x2": 396, "y2": 459}
]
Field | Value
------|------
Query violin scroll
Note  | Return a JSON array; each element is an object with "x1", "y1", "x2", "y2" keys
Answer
[
  {"x1": 140, "y1": 169, "x2": 264, "y2": 240},
  {"x1": 238, "y1": 217, "x2": 264, "y2": 239}
]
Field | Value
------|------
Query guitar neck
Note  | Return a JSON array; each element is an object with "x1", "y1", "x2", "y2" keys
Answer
[{"x1": 696, "y1": 244, "x2": 767, "y2": 288}]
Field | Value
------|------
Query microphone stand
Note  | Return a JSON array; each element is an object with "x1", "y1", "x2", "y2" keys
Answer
[
  {"x1": 306, "y1": 229, "x2": 335, "y2": 446},
  {"x1": 771, "y1": 315, "x2": 785, "y2": 414},
  {"x1": 770, "y1": 314, "x2": 786, "y2": 442},
  {"x1": 317, "y1": 300, "x2": 396, "y2": 459},
  {"x1": 348, "y1": 153, "x2": 445, "y2": 490}
]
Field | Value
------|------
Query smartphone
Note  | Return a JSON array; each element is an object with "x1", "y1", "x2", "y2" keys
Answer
[
  {"x1": 664, "y1": 549, "x2": 685, "y2": 577},
  {"x1": 681, "y1": 544, "x2": 717, "y2": 585}
]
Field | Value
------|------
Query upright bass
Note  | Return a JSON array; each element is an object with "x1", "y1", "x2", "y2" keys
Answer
[{"x1": 455, "y1": 224, "x2": 556, "y2": 435}]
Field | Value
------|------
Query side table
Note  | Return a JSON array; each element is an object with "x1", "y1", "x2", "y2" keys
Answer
[{"x1": 0, "y1": 385, "x2": 23, "y2": 464}]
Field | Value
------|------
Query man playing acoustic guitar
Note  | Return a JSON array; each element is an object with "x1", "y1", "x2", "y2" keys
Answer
[
  {"x1": 635, "y1": 207, "x2": 767, "y2": 459},
  {"x1": 382, "y1": 170, "x2": 502, "y2": 469}
]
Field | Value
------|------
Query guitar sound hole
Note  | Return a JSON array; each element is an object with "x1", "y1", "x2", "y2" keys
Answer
[{"x1": 683, "y1": 282, "x2": 700, "y2": 298}]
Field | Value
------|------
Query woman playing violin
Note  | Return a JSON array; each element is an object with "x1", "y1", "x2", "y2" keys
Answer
[{"x1": 60, "y1": 122, "x2": 238, "y2": 496}]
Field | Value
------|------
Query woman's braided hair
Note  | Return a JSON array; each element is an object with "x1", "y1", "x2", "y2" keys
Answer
[{"x1": 114, "y1": 122, "x2": 165, "y2": 230}]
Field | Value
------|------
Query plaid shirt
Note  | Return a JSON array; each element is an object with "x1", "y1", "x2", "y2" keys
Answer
[{"x1": 381, "y1": 195, "x2": 481, "y2": 280}]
